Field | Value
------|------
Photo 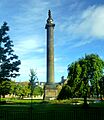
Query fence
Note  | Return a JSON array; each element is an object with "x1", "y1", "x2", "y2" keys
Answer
[{"x1": 0, "y1": 109, "x2": 104, "y2": 120}]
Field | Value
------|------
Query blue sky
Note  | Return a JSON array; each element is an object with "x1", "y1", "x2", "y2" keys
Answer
[{"x1": 0, "y1": 0, "x2": 104, "y2": 83}]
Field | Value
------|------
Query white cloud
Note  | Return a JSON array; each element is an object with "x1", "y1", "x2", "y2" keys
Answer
[
  {"x1": 13, "y1": 35, "x2": 46, "y2": 82},
  {"x1": 14, "y1": 35, "x2": 45, "y2": 56},
  {"x1": 58, "y1": 5, "x2": 104, "y2": 47},
  {"x1": 90, "y1": 7, "x2": 104, "y2": 38},
  {"x1": 79, "y1": 5, "x2": 104, "y2": 38}
]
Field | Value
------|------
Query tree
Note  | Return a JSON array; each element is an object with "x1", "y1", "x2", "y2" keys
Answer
[
  {"x1": 67, "y1": 59, "x2": 89, "y2": 103},
  {"x1": 58, "y1": 54, "x2": 104, "y2": 105},
  {"x1": 0, "y1": 80, "x2": 11, "y2": 98},
  {"x1": 9, "y1": 80, "x2": 16, "y2": 96},
  {"x1": 79, "y1": 58, "x2": 89, "y2": 105},
  {"x1": 57, "y1": 85, "x2": 72, "y2": 100},
  {"x1": 9, "y1": 81, "x2": 30, "y2": 98},
  {"x1": 29, "y1": 69, "x2": 37, "y2": 97},
  {"x1": 33, "y1": 86, "x2": 43, "y2": 97},
  {"x1": 0, "y1": 22, "x2": 21, "y2": 82},
  {"x1": 83, "y1": 54, "x2": 104, "y2": 98},
  {"x1": 99, "y1": 76, "x2": 104, "y2": 100},
  {"x1": 14, "y1": 82, "x2": 30, "y2": 99},
  {"x1": 67, "y1": 62, "x2": 82, "y2": 97}
]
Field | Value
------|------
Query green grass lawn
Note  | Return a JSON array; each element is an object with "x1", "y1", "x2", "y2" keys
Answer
[{"x1": 0, "y1": 99, "x2": 104, "y2": 120}]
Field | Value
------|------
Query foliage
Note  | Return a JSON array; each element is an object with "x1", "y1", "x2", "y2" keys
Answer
[
  {"x1": 14, "y1": 82, "x2": 30, "y2": 98},
  {"x1": 9, "y1": 80, "x2": 16, "y2": 95},
  {"x1": 8, "y1": 81, "x2": 30, "y2": 98},
  {"x1": 0, "y1": 80, "x2": 11, "y2": 97},
  {"x1": 58, "y1": 54, "x2": 104, "y2": 103},
  {"x1": 83, "y1": 54, "x2": 104, "y2": 98},
  {"x1": 67, "y1": 61, "x2": 82, "y2": 97},
  {"x1": 99, "y1": 76, "x2": 104, "y2": 100},
  {"x1": 33, "y1": 86, "x2": 44, "y2": 97},
  {"x1": 0, "y1": 22, "x2": 21, "y2": 82},
  {"x1": 29, "y1": 69, "x2": 38, "y2": 97},
  {"x1": 57, "y1": 85, "x2": 72, "y2": 100},
  {"x1": 0, "y1": 78, "x2": 43, "y2": 99}
]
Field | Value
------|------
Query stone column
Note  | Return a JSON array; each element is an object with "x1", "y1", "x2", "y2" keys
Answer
[
  {"x1": 45, "y1": 10, "x2": 55, "y2": 84},
  {"x1": 44, "y1": 10, "x2": 58, "y2": 100}
]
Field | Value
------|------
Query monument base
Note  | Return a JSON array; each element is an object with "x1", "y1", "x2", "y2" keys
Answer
[{"x1": 44, "y1": 84, "x2": 58, "y2": 100}]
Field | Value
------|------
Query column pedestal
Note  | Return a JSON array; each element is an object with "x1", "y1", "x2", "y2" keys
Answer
[{"x1": 44, "y1": 84, "x2": 58, "y2": 100}]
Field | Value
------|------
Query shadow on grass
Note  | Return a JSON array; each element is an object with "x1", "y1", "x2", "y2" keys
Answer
[
  {"x1": 0, "y1": 108, "x2": 104, "y2": 120},
  {"x1": 0, "y1": 101, "x2": 104, "y2": 120}
]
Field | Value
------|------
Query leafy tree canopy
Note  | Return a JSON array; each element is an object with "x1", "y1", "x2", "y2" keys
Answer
[
  {"x1": 29, "y1": 69, "x2": 38, "y2": 97},
  {"x1": 0, "y1": 22, "x2": 21, "y2": 82},
  {"x1": 33, "y1": 86, "x2": 43, "y2": 97},
  {"x1": 0, "y1": 80, "x2": 11, "y2": 98},
  {"x1": 99, "y1": 76, "x2": 104, "y2": 100},
  {"x1": 58, "y1": 54, "x2": 104, "y2": 100}
]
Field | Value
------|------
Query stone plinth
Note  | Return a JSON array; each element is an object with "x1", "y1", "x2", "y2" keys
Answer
[{"x1": 44, "y1": 84, "x2": 58, "y2": 100}]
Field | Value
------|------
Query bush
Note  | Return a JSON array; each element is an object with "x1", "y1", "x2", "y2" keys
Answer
[{"x1": 57, "y1": 85, "x2": 72, "y2": 100}]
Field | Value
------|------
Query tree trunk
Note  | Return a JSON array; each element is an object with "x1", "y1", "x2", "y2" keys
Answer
[
  {"x1": 84, "y1": 96, "x2": 87, "y2": 105},
  {"x1": 0, "y1": 95, "x2": 1, "y2": 102},
  {"x1": 83, "y1": 95, "x2": 88, "y2": 108},
  {"x1": 3, "y1": 95, "x2": 5, "y2": 98},
  {"x1": 96, "y1": 88, "x2": 99, "y2": 98},
  {"x1": 100, "y1": 95, "x2": 103, "y2": 101}
]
